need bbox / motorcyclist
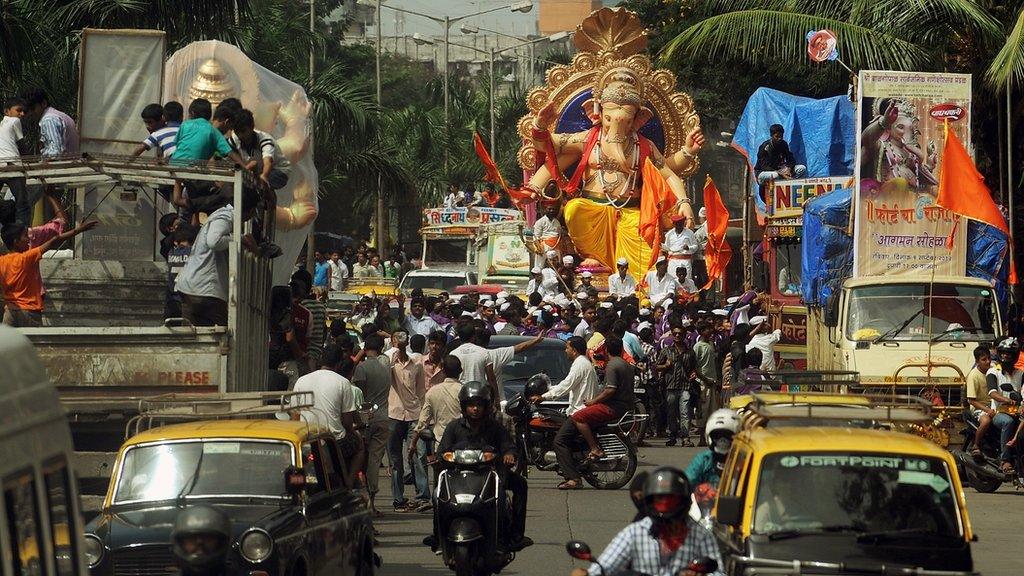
[987,337,1023,473]
[171,506,231,576]
[685,408,740,487]
[570,467,724,576]
[436,380,533,551]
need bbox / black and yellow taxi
[83,417,374,576]
[713,412,977,575]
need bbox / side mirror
[284,466,306,496]
[565,540,593,561]
[715,495,743,527]
[823,291,840,328]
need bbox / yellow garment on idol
[563,197,653,282]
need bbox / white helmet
[705,408,740,451]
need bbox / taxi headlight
[239,529,273,563]
[83,534,104,568]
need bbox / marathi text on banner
[769,176,853,217]
[852,70,971,277]
[422,207,521,227]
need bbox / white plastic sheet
[164,41,319,284]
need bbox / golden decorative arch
[516,7,701,178]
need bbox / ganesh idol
[516,8,705,281]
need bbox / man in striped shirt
[228,109,290,190]
[132,101,183,159]
[22,88,77,157]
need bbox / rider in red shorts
[574,336,635,461]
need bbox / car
[398,269,476,297]
[713,412,975,575]
[84,395,375,576]
[486,335,572,402]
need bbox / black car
[83,419,375,576]
[486,335,572,401]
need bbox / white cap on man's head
[497,291,510,299]
[499,302,511,312]
[562,255,574,265]
[599,301,614,309]
[712,309,729,317]
[699,207,707,219]
[531,266,542,274]
[616,257,628,266]
[639,308,651,316]
[750,315,767,325]
[636,321,652,332]
[726,295,740,305]
[576,291,589,300]
[581,271,593,278]
[546,250,558,258]
[656,255,667,264]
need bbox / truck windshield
[424,239,469,265]
[753,453,962,540]
[845,283,996,342]
[113,440,293,504]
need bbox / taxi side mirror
[284,466,307,496]
[715,495,743,527]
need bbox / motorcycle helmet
[524,374,551,399]
[643,467,692,522]
[459,380,494,416]
[705,408,740,457]
[171,506,231,576]
[996,337,1019,360]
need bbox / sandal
[1000,462,1015,475]
[557,479,582,490]
[970,447,982,458]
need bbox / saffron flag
[937,122,1008,236]
[935,122,1016,283]
[702,176,733,290]
[473,132,510,193]
[639,157,676,269]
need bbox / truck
[418,206,533,294]
[4,155,274,513]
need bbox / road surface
[374,444,1024,575]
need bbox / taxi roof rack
[750,370,861,391]
[745,391,934,424]
[125,391,315,438]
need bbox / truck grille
[112,545,176,576]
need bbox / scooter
[504,393,644,489]
[566,539,719,575]
[433,444,514,576]
[953,402,1023,493]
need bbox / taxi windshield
[753,452,962,539]
[113,440,294,504]
[846,283,996,342]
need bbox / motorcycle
[565,539,719,575]
[433,444,514,576]
[504,393,644,490]
[953,402,1023,493]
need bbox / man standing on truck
[608,257,637,300]
[533,200,562,266]
[662,214,696,283]
[755,124,806,185]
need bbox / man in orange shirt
[0,218,98,326]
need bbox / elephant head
[584,67,654,170]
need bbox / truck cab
[807,275,1000,400]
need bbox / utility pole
[305,0,316,272]
[375,0,386,254]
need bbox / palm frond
[987,6,1024,88]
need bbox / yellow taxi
[84,406,375,576]
[713,424,976,575]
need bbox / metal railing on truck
[2,154,273,394]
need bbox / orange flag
[937,122,1008,236]
[473,132,510,193]
[702,175,733,291]
[639,157,676,269]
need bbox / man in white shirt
[662,214,697,283]
[607,257,637,300]
[526,265,561,300]
[401,296,441,337]
[529,336,599,490]
[327,251,347,292]
[443,183,463,208]
[676,266,698,295]
[292,346,362,483]
[745,316,782,371]
[450,322,544,401]
[533,201,562,266]
[644,256,681,309]
[693,206,709,286]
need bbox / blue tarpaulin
[731,88,856,214]
[801,187,853,307]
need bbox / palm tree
[986,1,1024,88]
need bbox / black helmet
[458,380,494,415]
[643,467,691,522]
[524,374,551,398]
[171,506,231,576]
[997,337,1019,357]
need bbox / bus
[0,325,88,576]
